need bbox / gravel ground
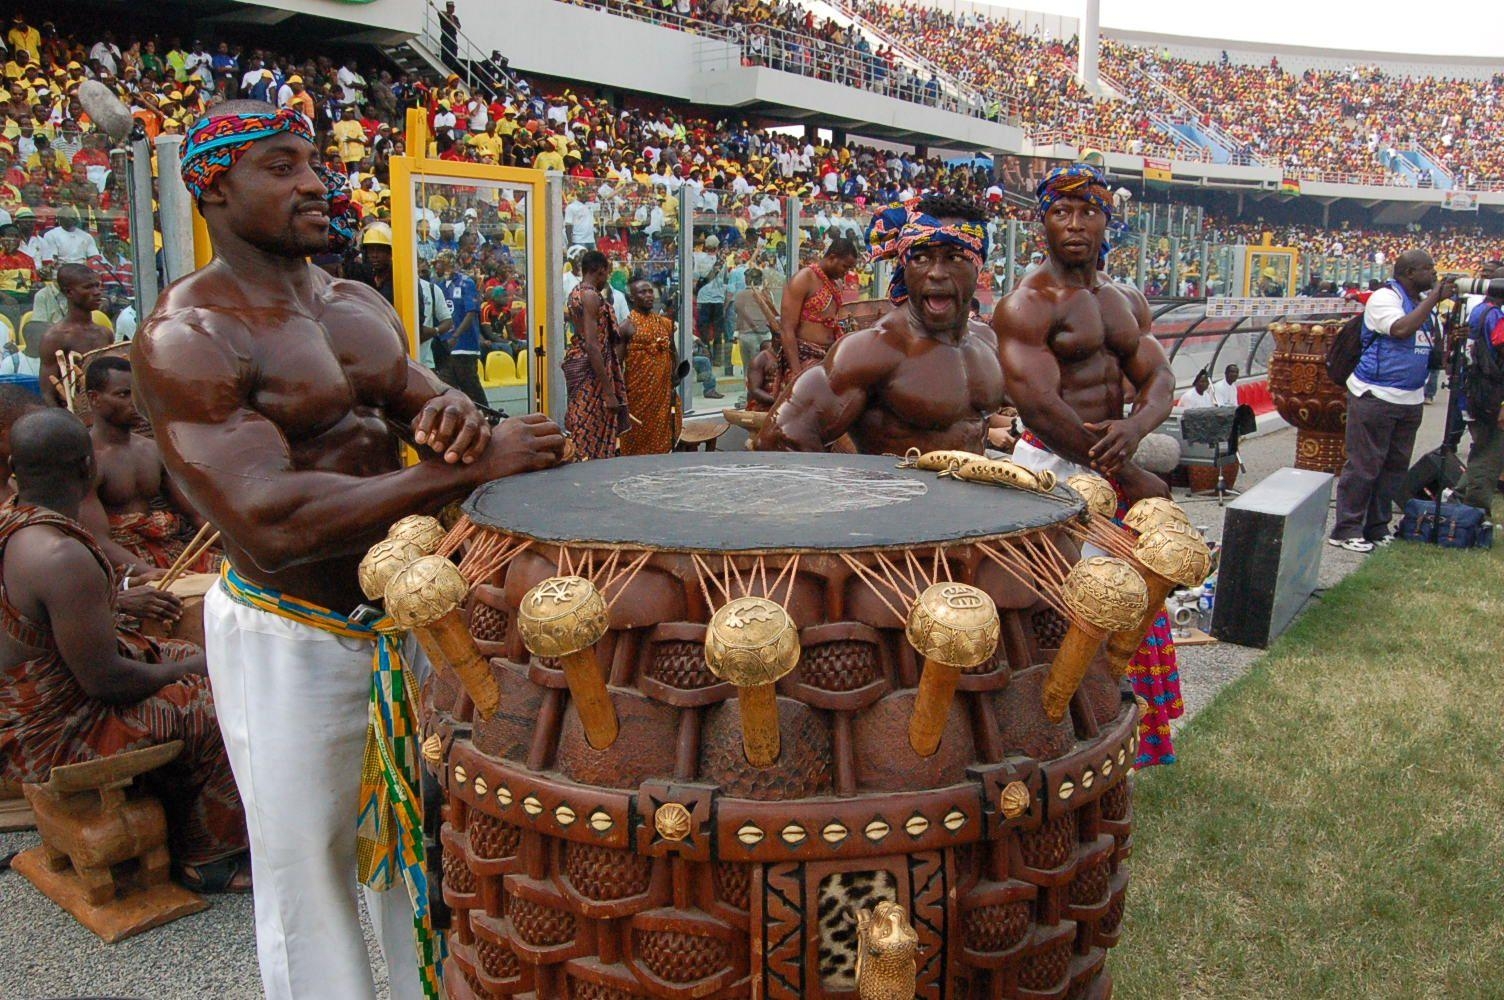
[0,408,1455,999]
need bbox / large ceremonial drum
[1267,321,1349,474]
[426,453,1140,1000]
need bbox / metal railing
[825,0,1000,123]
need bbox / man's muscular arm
[350,280,492,464]
[755,329,890,451]
[132,311,562,574]
[1085,286,1173,474]
[36,326,66,407]
[993,288,1102,469]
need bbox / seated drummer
[85,357,219,574]
[0,385,177,613]
[755,195,1008,454]
[0,409,249,891]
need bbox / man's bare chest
[1049,291,1139,363]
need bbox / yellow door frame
[389,155,550,414]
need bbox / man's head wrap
[181,108,357,250]
[1036,163,1113,266]
[867,201,988,306]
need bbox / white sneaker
[1328,537,1374,553]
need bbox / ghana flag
[1143,158,1172,188]
[1279,176,1301,196]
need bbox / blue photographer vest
[1352,280,1433,393]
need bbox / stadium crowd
[4,0,1504,389]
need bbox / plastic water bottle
[1198,576,1216,630]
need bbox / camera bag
[1397,498,1493,549]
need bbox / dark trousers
[1332,391,1424,541]
[440,351,488,408]
[1458,418,1504,512]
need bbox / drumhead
[463,452,1081,553]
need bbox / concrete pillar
[154,135,195,285]
[1077,0,1101,95]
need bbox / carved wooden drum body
[426,454,1140,1000]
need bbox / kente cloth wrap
[867,205,988,306]
[219,565,444,999]
[0,500,247,866]
[1035,162,1114,266]
[181,109,357,250]
[1016,429,1181,766]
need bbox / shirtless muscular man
[756,196,1005,454]
[132,103,564,1000]
[994,164,1173,505]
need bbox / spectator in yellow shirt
[25,136,69,176]
[468,124,502,161]
[331,106,368,166]
[7,16,40,63]
[533,147,564,172]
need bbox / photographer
[1456,272,1504,512]
[1330,251,1454,553]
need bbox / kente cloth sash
[219,564,443,998]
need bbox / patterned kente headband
[181,109,356,249]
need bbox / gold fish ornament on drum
[1042,557,1148,722]
[943,456,1057,494]
[1105,522,1213,676]
[905,583,1000,756]
[385,554,502,720]
[897,447,980,472]
[704,596,801,767]
[516,576,618,750]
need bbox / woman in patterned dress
[619,278,681,456]
[562,251,628,460]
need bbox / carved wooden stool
[675,418,729,452]
[0,776,34,831]
[12,741,208,942]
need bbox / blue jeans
[1424,368,1440,400]
[692,355,716,392]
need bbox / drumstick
[157,525,220,590]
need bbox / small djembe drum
[419,453,1149,1000]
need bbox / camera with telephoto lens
[1450,276,1504,298]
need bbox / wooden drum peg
[1106,522,1212,677]
[1041,557,1148,723]
[704,596,801,767]
[905,583,1000,757]
[516,576,617,749]
[385,555,502,720]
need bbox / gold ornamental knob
[388,514,446,554]
[385,555,471,628]
[1122,497,1191,536]
[1135,522,1213,588]
[905,583,1000,670]
[384,555,501,720]
[905,583,1000,757]
[705,597,801,766]
[517,576,610,659]
[1043,557,1149,723]
[1065,473,1118,519]
[1104,523,1213,677]
[517,576,617,749]
[359,538,425,602]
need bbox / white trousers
[1015,437,1110,560]
[204,582,425,1000]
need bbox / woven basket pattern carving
[634,930,732,984]
[564,841,652,901]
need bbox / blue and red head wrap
[181,108,357,250]
[1036,163,1113,265]
[867,201,989,306]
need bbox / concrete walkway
[0,406,1462,1000]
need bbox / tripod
[1426,302,1472,544]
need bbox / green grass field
[1112,537,1504,999]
